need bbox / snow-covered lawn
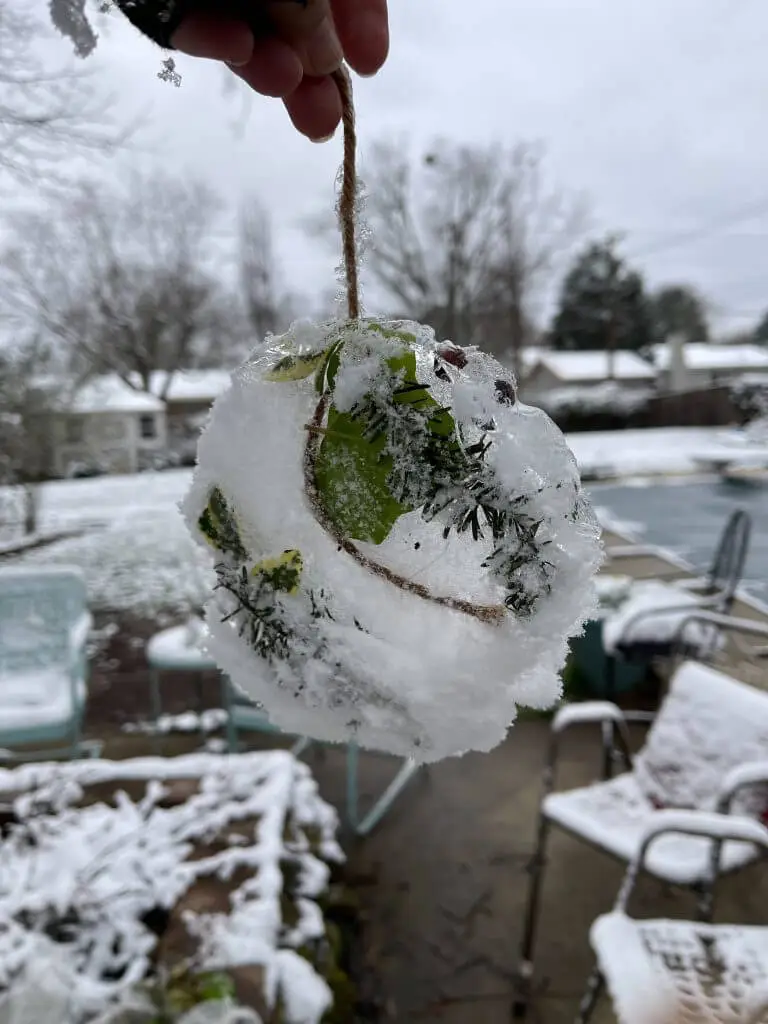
[0,428,741,617]
[565,426,729,480]
[9,470,206,617]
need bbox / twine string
[332,67,360,320]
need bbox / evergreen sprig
[337,357,557,616]
[215,562,295,661]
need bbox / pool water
[589,477,768,602]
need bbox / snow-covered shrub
[0,751,343,1024]
[537,381,653,419]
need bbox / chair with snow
[577,810,768,1024]
[512,622,768,1019]
[223,677,420,838]
[601,507,752,700]
[0,565,100,762]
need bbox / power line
[627,193,768,261]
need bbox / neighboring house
[520,350,657,404]
[496,346,550,385]
[50,376,167,478]
[651,343,768,390]
[147,370,233,464]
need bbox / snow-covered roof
[528,350,657,382]
[652,343,768,372]
[67,375,165,415]
[149,369,233,402]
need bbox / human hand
[171,0,389,141]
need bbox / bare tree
[2,0,121,190]
[239,199,281,341]
[310,138,586,376]
[0,170,241,393]
[477,143,588,379]
[0,337,61,536]
[238,196,310,340]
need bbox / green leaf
[195,972,237,1003]
[198,486,248,562]
[314,404,410,544]
[387,350,458,439]
[251,549,303,594]
[367,321,418,344]
[264,349,328,382]
[315,339,344,394]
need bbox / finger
[230,35,303,97]
[267,0,344,77]
[283,74,342,141]
[172,12,254,64]
[331,0,389,76]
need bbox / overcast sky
[66,0,768,333]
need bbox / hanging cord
[332,66,361,320]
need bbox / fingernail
[303,18,343,76]
[311,131,336,144]
[226,57,250,68]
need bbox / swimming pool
[589,477,768,601]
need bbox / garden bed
[0,750,354,1023]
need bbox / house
[651,343,768,391]
[49,375,167,478]
[147,370,233,464]
[520,350,657,404]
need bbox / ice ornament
[183,318,602,761]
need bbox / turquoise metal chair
[0,565,100,761]
[222,676,419,837]
[147,619,420,835]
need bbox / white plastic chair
[513,660,768,1018]
[580,811,768,1024]
[0,565,99,761]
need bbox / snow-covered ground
[565,427,729,480]
[0,427,752,617]
[8,470,209,617]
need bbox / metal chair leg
[513,815,552,1018]
[346,743,420,837]
[149,667,163,755]
[695,877,717,923]
[575,967,605,1024]
[601,656,619,779]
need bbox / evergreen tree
[550,236,653,352]
[649,284,709,344]
[754,310,768,346]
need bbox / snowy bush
[536,381,653,419]
[0,751,343,1024]
[184,319,602,762]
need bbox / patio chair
[224,676,420,837]
[512,658,768,1018]
[578,811,768,1024]
[602,508,752,699]
[148,619,420,838]
[604,507,751,588]
[0,565,100,762]
[221,674,310,758]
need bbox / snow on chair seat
[544,773,759,887]
[0,565,95,758]
[579,812,768,1024]
[512,661,768,1020]
[591,913,768,1024]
